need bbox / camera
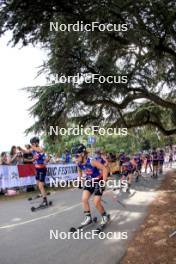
[17,152,23,158]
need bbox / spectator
[61,149,71,164]
[16,152,24,164]
[65,149,71,163]
[22,145,34,164]
[47,154,55,164]
[55,154,63,164]
[10,145,18,165]
[1,152,10,165]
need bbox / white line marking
[0,203,81,230]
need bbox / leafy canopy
[0,0,176,137]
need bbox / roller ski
[31,198,52,212]
[94,214,111,234]
[28,192,50,201]
[69,215,98,233]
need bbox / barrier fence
[0,164,77,189]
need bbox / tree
[0,0,176,137]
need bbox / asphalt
[0,167,173,264]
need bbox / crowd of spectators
[0,145,72,165]
[1,144,176,166]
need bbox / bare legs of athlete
[145,162,152,174]
[127,173,132,192]
[135,169,141,182]
[81,190,107,226]
[158,162,164,174]
[152,164,158,178]
[36,180,47,205]
[93,195,105,214]
[82,190,105,214]
[82,190,91,212]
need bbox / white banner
[0,164,77,189]
[45,164,77,183]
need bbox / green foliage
[1,0,176,136]
[42,126,176,155]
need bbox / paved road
[0,169,171,264]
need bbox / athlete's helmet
[71,144,86,155]
[30,136,40,145]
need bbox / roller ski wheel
[31,206,36,212]
[30,200,53,212]
[69,217,97,233]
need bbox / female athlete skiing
[30,137,50,206]
[72,144,109,226]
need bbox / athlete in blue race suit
[72,144,109,226]
[30,137,50,206]
[121,157,134,192]
[133,153,142,182]
[152,148,159,178]
[78,157,102,180]
[158,149,165,174]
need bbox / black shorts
[83,181,103,196]
[36,167,47,182]
[153,160,159,166]
[159,160,164,165]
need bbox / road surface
[0,171,169,264]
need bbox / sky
[0,33,47,152]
